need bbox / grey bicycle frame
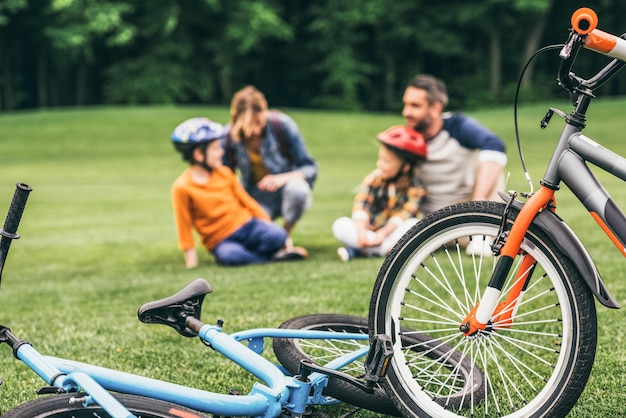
[514,116,624,308]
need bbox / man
[402,75,507,215]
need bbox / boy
[171,117,307,267]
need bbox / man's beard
[413,116,431,133]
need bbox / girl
[332,126,427,261]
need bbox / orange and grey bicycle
[369,8,625,418]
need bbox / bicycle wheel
[369,201,598,418]
[273,313,484,416]
[1,392,210,417]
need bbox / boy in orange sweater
[171,117,307,267]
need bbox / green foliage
[4,0,626,111]
[103,45,215,104]
[223,0,293,54]
[45,0,135,55]
[0,0,26,25]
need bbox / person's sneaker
[273,246,308,262]
[337,247,351,262]
[337,247,360,262]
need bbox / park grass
[0,100,624,417]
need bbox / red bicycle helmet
[377,125,427,162]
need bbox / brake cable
[512,44,564,196]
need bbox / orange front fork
[460,186,555,336]
[492,254,536,328]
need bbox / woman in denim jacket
[222,86,318,249]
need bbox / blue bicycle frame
[14,324,368,418]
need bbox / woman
[222,86,318,245]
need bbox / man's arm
[444,113,507,201]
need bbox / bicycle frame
[462,8,625,335]
[5,324,368,418]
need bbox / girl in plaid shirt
[332,126,427,261]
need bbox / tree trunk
[219,63,233,105]
[75,59,87,105]
[0,40,4,111]
[3,59,12,110]
[490,30,502,100]
[383,52,396,111]
[38,47,48,107]
[521,3,552,88]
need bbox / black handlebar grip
[1,183,32,238]
[0,183,33,285]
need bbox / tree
[42,0,135,105]
[0,0,29,109]
[208,0,294,102]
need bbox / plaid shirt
[353,169,426,230]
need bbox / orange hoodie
[171,166,270,251]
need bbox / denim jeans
[212,219,287,266]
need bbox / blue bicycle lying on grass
[0,183,481,417]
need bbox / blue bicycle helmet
[171,117,224,162]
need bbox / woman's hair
[229,85,268,143]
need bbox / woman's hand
[257,171,304,192]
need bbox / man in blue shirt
[402,75,507,215]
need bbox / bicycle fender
[505,196,620,309]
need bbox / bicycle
[0,183,482,417]
[369,7,626,418]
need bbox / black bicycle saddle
[137,278,212,337]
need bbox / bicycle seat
[137,278,212,338]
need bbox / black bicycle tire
[0,392,211,418]
[273,313,484,416]
[369,201,598,418]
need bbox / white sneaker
[337,247,351,262]
[465,236,494,257]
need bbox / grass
[0,99,625,417]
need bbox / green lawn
[0,100,624,417]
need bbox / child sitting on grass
[170,117,307,267]
[332,126,427,261]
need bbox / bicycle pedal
[364,333,393,384]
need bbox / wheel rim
[380,221,576,417]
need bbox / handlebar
[558,8,626,96]
[0,183,32,285]
[572,8,626,60]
